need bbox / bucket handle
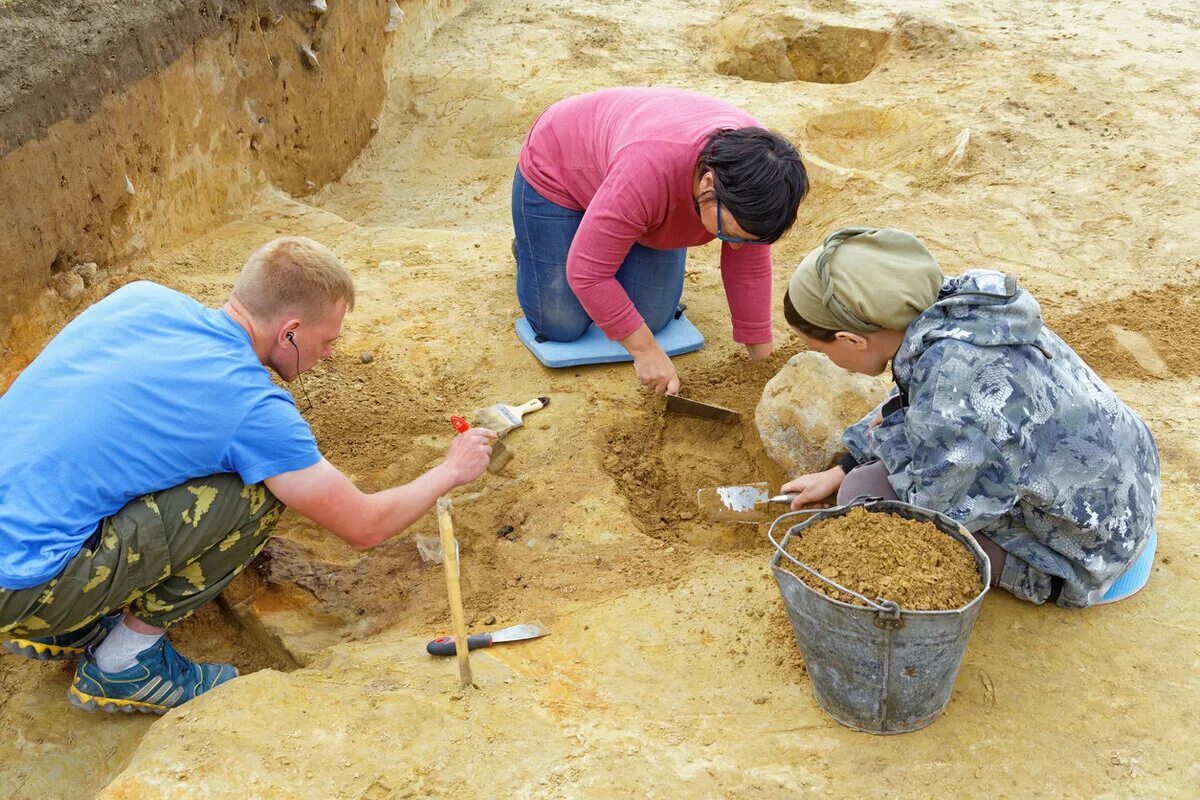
[767,507,901,616]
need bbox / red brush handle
[450,415,469,433]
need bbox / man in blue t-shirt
[0,237,495,714]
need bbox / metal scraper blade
[665,394,742,425]
[696,482,771,524]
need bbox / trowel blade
[697,482,770,524]
[665,394,742,425]
[489,622,549,643]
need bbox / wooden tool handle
[436,497,473,687]
[513,397,550,417]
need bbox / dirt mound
[711,13,891,85]
[1049,277,1200,381]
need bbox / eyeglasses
[715,198,766,245]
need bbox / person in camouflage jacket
[780,227,1159,608]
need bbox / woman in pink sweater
[514,88,808,394]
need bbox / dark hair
[782,289,838,341]
[698,128,809,243]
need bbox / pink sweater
[518,88,774,344]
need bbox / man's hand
[442,428,494,485]
[782,466,846,509]
[744,341,773,361]
[266,428,496,550]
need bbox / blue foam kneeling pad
[1100,527,1156,604]
[515,315,704,368]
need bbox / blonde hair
[232,237,355,321]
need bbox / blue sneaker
[3,613,122,661]
[67,638,238,715]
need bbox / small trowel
[665,394,741,425]
[426,621,549,656]
[696,482,798,524]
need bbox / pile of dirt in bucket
[783,507,982,610]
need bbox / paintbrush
[451,415,512,474]
[471,397,550,439]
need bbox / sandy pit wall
[0,0,465,381]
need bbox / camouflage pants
[0,474,282,637]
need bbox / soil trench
[2,0,1199,798]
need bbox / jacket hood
[893,270,1046,383]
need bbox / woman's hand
[782,466,846,509]
[744,341,773,361]
[621,324,681,395]
[632,346,680,395]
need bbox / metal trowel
[696,482,798,524]
[425,621,549,656]
[665,394,741,425]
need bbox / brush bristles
[473,407,519,434]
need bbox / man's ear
[279,318,302,346]
[833,330,870,351]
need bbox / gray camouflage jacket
[842,271,1159,607]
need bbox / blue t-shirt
[0,282,321,589]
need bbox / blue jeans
[512,167,687,342]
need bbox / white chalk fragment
[385,1,404,33]
[124,175,136,195]
[299,44,320,70]
[948,127,971,168]
[309,0,327,14]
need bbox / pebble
[72,261,99,286]
[299,44,320,70]
[360,352,373,364]
[51,272,85,301]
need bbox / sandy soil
[2,0,1199,797]
[784,506,983,609]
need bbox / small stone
[484,615,496,625]
[50,272,85,301]
[360,352,374,364]
[309,0,327,13]
[71,261,99,286]
[124,175,136,195]
[299,44,320,70]
[497,525,515,539]
[385,1,404,32]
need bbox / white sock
[93,615,163,673]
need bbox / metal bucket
[768,499,990,734]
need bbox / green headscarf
[787,227,944,333]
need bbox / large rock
[756,351,889,476]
